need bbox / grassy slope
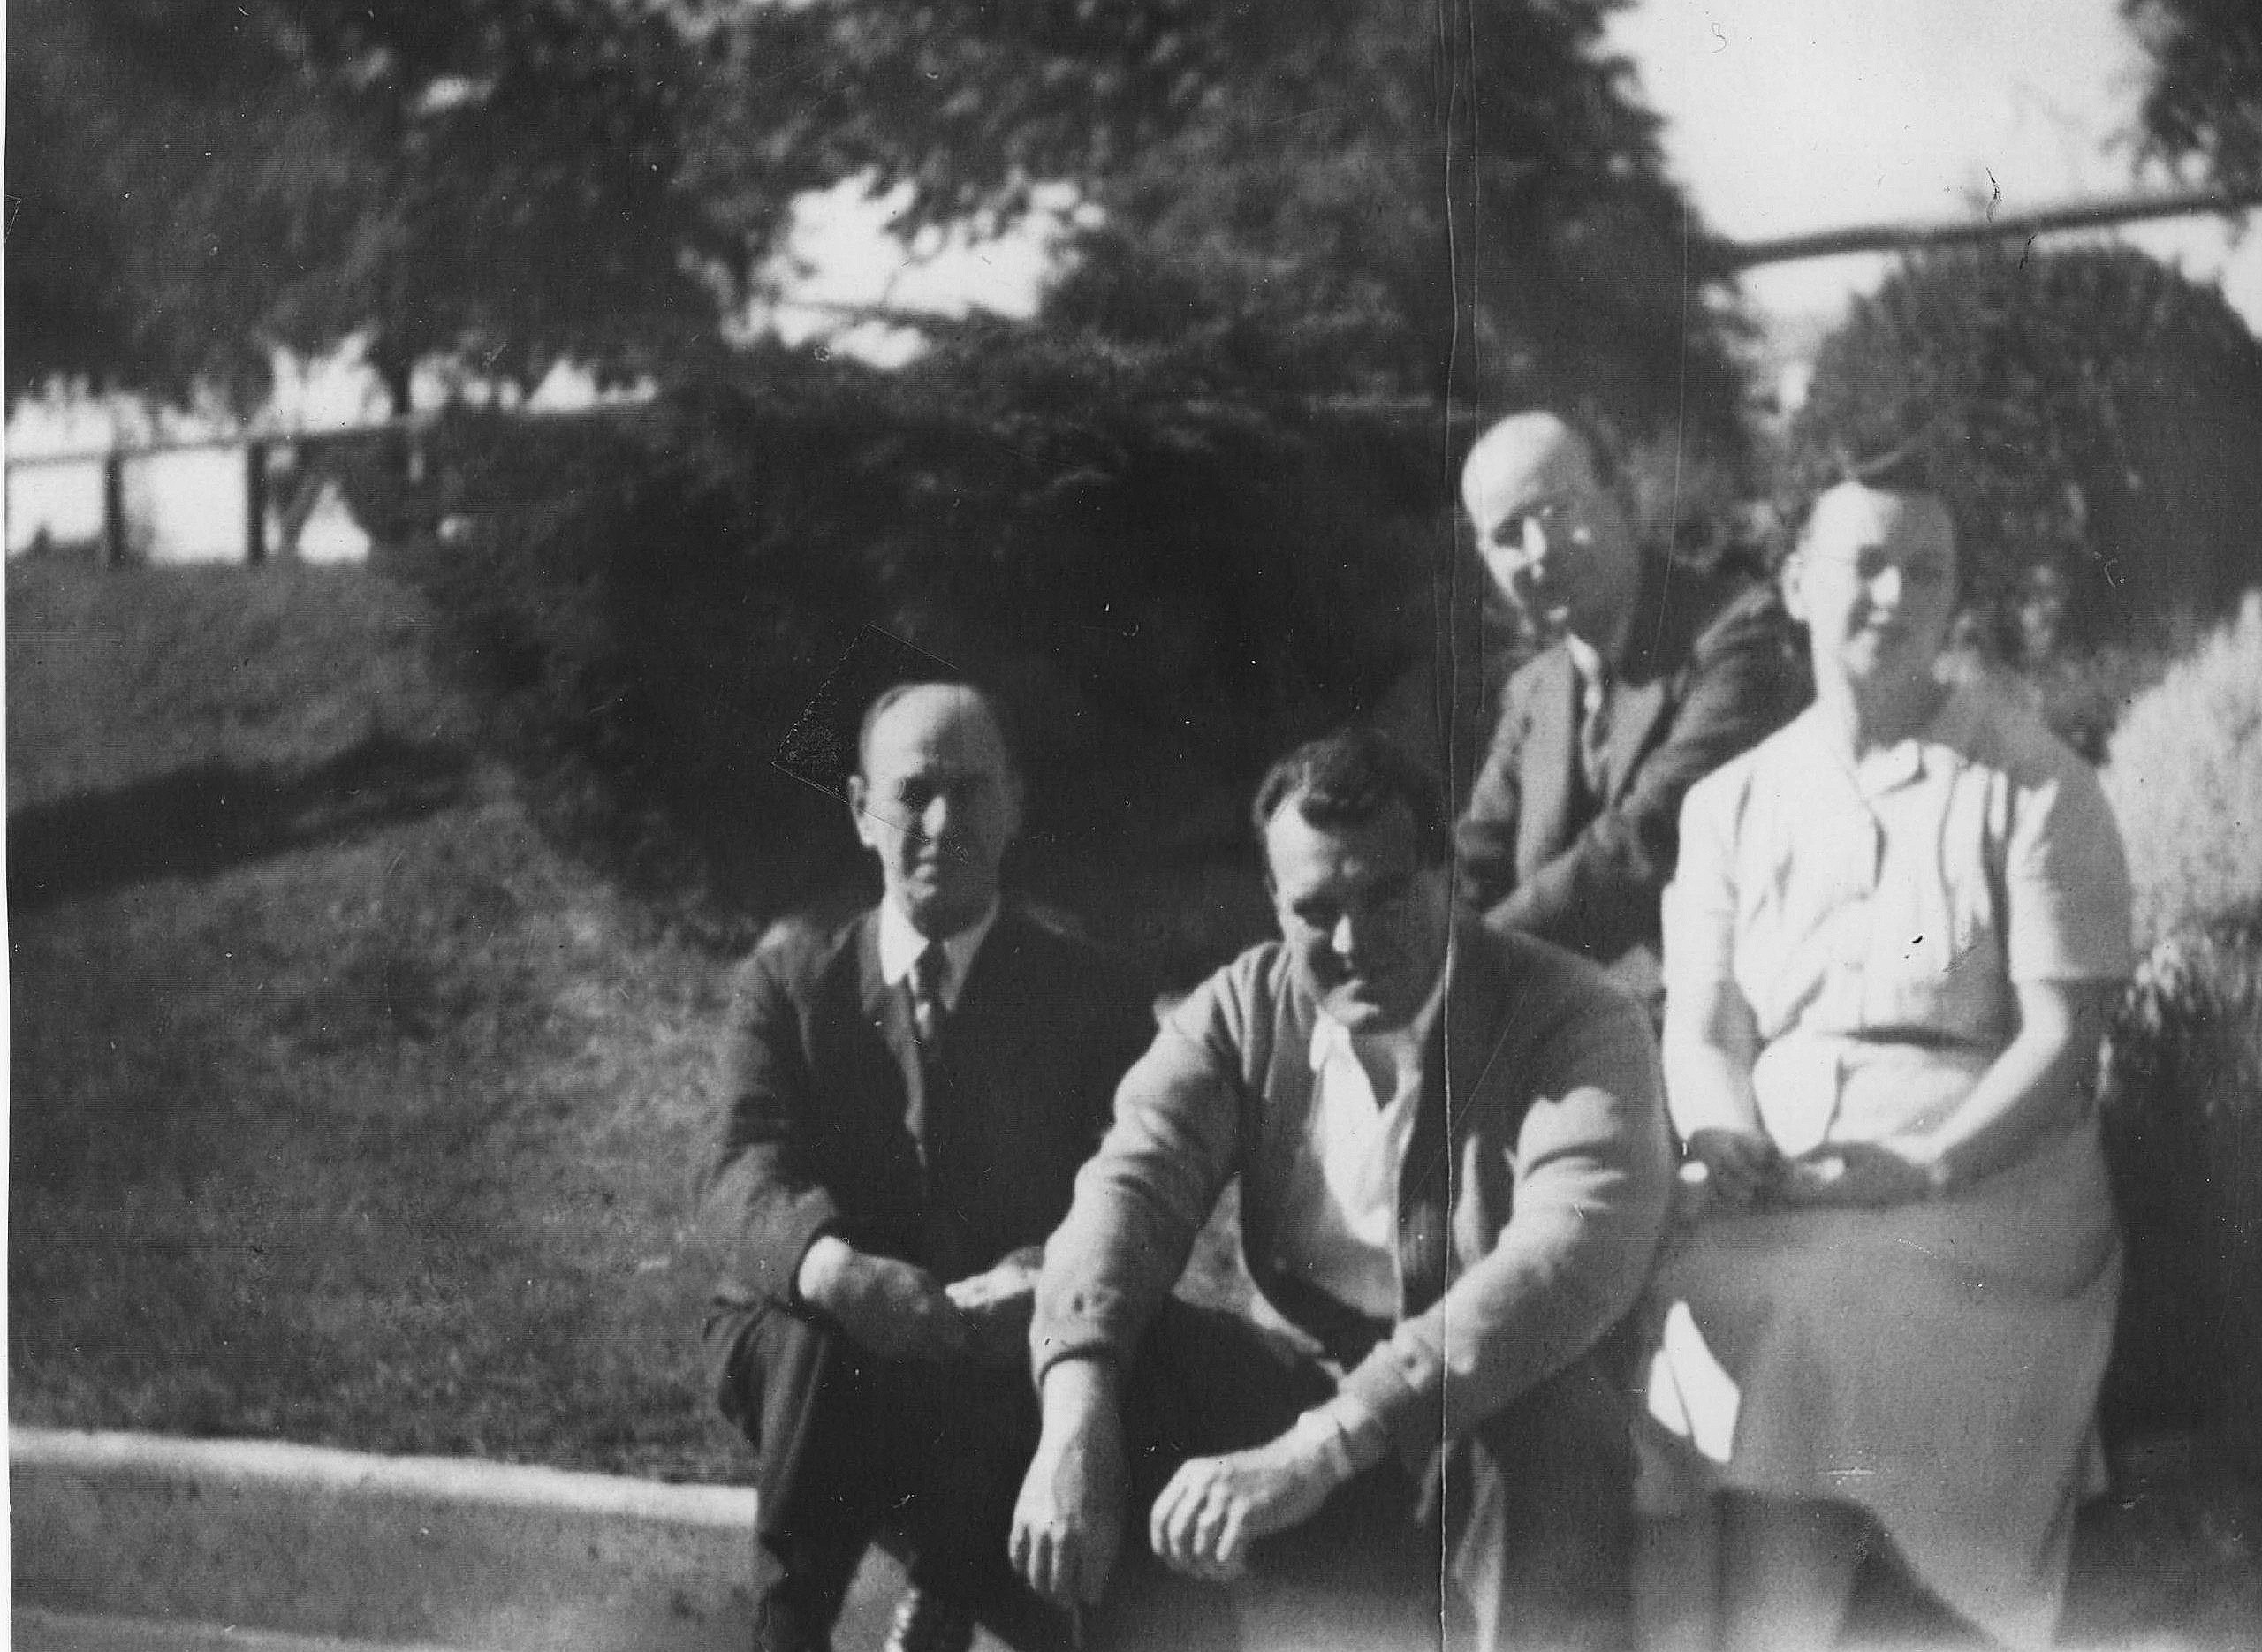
[9,555,739,1480]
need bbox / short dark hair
[1251,728,1449,867]
[855,680,1019,777]
[1778,436,1947,556]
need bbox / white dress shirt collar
[877,898,1000,1012]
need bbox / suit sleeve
[1454,670,1530,913]
[1337,976,1674,1461]
[1493,598,1802,959]
[1029,968,1247,1382]
[702,943,845,1306]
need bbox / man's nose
[1330,913,1360,958]
[916,792,953,840]
[1867,566,1905,609]
[1517,515,1554,572]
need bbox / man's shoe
[882,1588,975,1652]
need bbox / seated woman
[1635,458,2131,1651]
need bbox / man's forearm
[1038,1354,1120,1436]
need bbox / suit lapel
[1598,676,1670,804]
[1518,649,1581,876]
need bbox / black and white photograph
[7,3,2261,1648]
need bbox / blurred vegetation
[1780,243,2262,655]
[2097,601,2262,1493]
[2125,0,2262,195]
[386,344,1452,967]
[4,0,729,410]
[2100,907,2262,1481]
[8,0,1750,451]
[2103,597,2262,949]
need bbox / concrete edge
[8,1428,932,1652]
[10,1430,756,1526]
[13,1605,461,1652]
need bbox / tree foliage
[2125,0,2262,192]
[14,0,1757,921]
[6,0,733,407]
[713,0,1748,449]
[407,332,1449,922]
[1780,242,2262,649]
[12,0,1747,450]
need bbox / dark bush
[2099,906,2262,1476]
[393,341,1459,937]
[1780,243,2262,654]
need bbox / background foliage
[1780,243,2262,654]
[405,339,1454,956]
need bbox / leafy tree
[13,0,1748,450]
[2125,0,2262,192]
[1780,241,2262,653]
[6,0,733,409]
[710,0,1749,451]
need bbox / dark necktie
[1578,663,1614,802]
[907,943,966,1273]
[910,942,950,1049]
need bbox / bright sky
[1609,0,2262,334]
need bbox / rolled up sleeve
[1029,969,1249,1383]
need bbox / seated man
[1455,412,1806,981]
[1010,729,1674,1651]
[702,681,1153,1652]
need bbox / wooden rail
[1724,186,2262,269]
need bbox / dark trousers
[708,1298,1072,1652]
[1101,1300,1635,1652]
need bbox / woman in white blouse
[1635,462,2131,1651]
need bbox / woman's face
[1785,483,1959,692]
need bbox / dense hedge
[391,343,1475,929]
[2099,908,2262,1477]
[2102,595,2262,948]
[1781,244,2262,653]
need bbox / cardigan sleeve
[1337,966,1673,1461]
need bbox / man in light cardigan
[1009,729,1674,1650]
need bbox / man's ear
[846,773,880,852]
[1777,548,1809,624]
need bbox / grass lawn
[7,550,2258,1644]
[10,553,741,1479]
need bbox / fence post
[246,440,269,564]
[102,451,127,567]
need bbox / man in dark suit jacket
[703,681,1152,1652]
[1454,413,1807,982]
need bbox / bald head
[1461,412,1640,648]
[849,683,1024,938]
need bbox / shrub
[394,342,1454,935]
[1780,243,2262,653]
[2099,907,2262,1479]
[2101,594,2262,950]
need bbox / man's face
[849,686,1024,939]
[1461,418,1639,648]
[1264,799,1451,1033]
[1785,484,1959,690]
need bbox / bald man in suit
[703,683,1152,1652]
[1454,413,1807,987]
